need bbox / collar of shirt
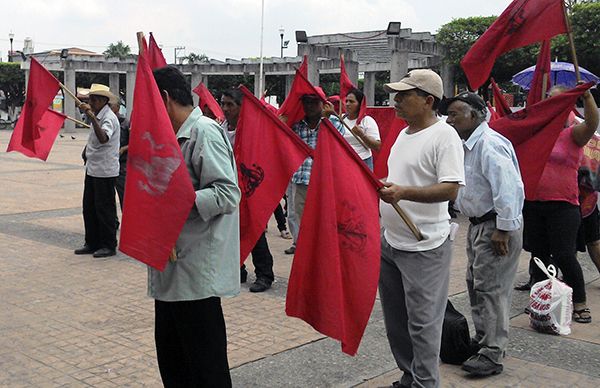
[176,107,203,140]
[463,121,488,151]
[96,103,111,121]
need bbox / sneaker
[461,354,503,376]
[280,230,292,239]
[92,248,116,258]
[249,278,272,293]
[284,245,296,255]
[74,245,95,255]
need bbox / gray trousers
[286,183,299,244]
[292,183,308,234]
[379,236,452,388]
[466,220,522,364]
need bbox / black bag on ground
[440,300,478,365]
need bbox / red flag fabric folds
[527,40,552,106]
[490,82,593,199]
[278,56,312,126]
[366,107,407,179]
[119,55,196,271]
[340,55,367,123]
[192,82,225,123]
[286,119,382,356]
[235,85,312,262]
[487,102,501,123]
[461,0,568,90]
[491,79,511,117]
[6,57,64,160]
[147,32,168,69]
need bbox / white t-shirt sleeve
[435,128,465,185]
[360,116,381,141]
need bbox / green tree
[103,41,131,59]
[181,52,209,64]
[0,62,25,108]
[571,2,600,77]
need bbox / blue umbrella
[512,61,599,90]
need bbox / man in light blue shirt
[443,92,524,378]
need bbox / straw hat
[88,83,116,100]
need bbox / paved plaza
[1,129,600,387]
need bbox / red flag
[286,119,382,356]
[490,82,593,198]
[6,57,63,158]
[119,54,196,271]
[340,54,367,123]
[7,109,66,161]
[491,78,511,117]
[487,102,501,123]
[235,85,312,262]
[278,56,313,126]
[461,0,568,90]
[192,82,225,122]
[147,32,168,69]
[527,40,552,106]
[366,107,407,179]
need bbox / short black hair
[347,88,364,105]
[414,89,441,111]
[152,66,194,107]
[221,88,243,106]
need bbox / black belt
[469,211,497,225]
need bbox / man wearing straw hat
[74,83,120,258]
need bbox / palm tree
[104,41,131,59]
[180,52,209,64]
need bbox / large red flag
[147,32,168,69]
[487,102,501,123]
[235,86,312,262]
[119,54,196,271]
[527,40,552,106]
[490,82,593,199]
[286,119,382,356]
[6,57,63,158]
[491,78,511,117]
[366,107,407,179]
[340,55,367,122]
[278,56,312,126]
[192,82,225,122]
[461,0,568,90]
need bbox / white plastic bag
[528,257,573,335]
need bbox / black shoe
[93,248,116,258]
[461,354,503,376]
[391,381,410,388]
[240,269,248,284]
[514,280,532,291]
[74,245,95,255]
[249,278,272,293]
[284,246,296,255]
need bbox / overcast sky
[1,0,511,62]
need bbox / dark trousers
[241,232,274,283]
[523,200,586,303]
[83,174,117,250]
[115,170,126,211]
[274,202,287,232]
[155,298,232,388]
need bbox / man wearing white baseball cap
[378,69,465,388]
[75,83,120,258]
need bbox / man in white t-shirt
[378,69,465,388]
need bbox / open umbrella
[512,61,599,90]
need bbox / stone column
[126,70,136,120]
[345,60,359,87]
[440,62,455,98]
[390,49,409,103]
[191,72,202,106]
[363,71,376,106]
[63,68,76,132]
[285,74,294,97]
[109,73,120,100]
[254,72,265,97]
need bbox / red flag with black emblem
[491,78,511,117]
[490,82,593,199]
[461,0,568,90]
[147,32,168,69]
[527,40,552,106]
[340,54,367,122]
[286,119,382,356]
[278,56,312,127]
[192,82,225,122]
[235,85,312,263]
[6,57,65,160]
[119,54,196,271]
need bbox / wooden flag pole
[64,115,90,128]
[59,83,83,107]
[562,1,582,82]
[331,111,369,149]
[391,202,424,241]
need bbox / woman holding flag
[341,88,381,170]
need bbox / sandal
[573,308,592,324]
